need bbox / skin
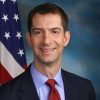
[26,13,70,78]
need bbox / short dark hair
[27,3,69,33]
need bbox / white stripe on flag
[0,41,24,78]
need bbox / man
[0,3,96,100]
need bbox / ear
[63,31,70,47]
[26,32,32,47]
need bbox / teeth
[41,48,54,52]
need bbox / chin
[40,57,59,65]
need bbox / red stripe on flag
[0,63,13,84]
[23,64,27,70]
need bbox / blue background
[17,0,100,99]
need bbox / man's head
[26,3,70,67]
[27,3,69,34]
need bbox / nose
[42,31,52,45]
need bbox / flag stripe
[0,63,12,84]
[0,41,24,78]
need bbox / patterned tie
[46,79,60,100]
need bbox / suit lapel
[62,69,79,100]
[19,66,39,100]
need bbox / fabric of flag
[0,0,27,85]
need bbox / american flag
[0,0,27,85]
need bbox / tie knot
[46,79,56,88]
[46,79,60,100]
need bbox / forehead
[31,13,63,28]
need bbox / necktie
[46,79,60,100]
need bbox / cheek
[31,38,41,48]
[56,37,65,46]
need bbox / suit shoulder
[61,69,96,100]
[0,72,24,92]
[62,69,92,85]
[0,68,30,94]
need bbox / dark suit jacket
[0,66,96,100]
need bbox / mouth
[40,48,56,53]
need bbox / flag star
[0,0,6,4]
[13,14,19,22]
[11,0,16,4]
[4,32,10,40]
[2,14,8,22]
[18,49,24,57]
[16,32,22,39]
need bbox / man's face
[26,13,70,65]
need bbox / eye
[32,30,42,36]
[34,31,41,34]
[52,30,59,34]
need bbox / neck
[33,59,61,78]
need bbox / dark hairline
[27,3,69,34]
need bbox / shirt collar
[54,68,63,88]
[30,64,63,89]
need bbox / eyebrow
[50,27,62,31]
[31,28,43,32]
[31,27,62,32]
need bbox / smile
[40,48,56,52]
